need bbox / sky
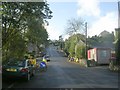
[46,0,119,40]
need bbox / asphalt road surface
[2,45,118,89]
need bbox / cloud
[46,25,61,40]
[47,0,78,2]
[76,0,118,37]
[46,24,70,40]
[88,12,118,37]
[63,34,70,40]
[47,0,118,2]
[77,0,101,17]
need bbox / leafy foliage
[75,44,85,59]
[64,34,86,58]
[65,18,85,36]
[87,31,115,49]
[64,17,87,58]
[2,2,53,61]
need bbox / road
[2,45,118,89]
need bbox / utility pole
[85,22,87,59]
[118,1,120,28]
[117,1,120,64]
[115,1,120,65]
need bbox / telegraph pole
[118,1,120,28]
[85,22,87,59]
[117,1,120,64]
[115,1,120,65]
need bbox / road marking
[7,82,16,89]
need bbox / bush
[75,44,85,59]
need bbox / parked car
[2,59,35,81]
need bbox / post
[85,22,87,59]
[118,1,120,28]
[116,1,120,64]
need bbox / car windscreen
[7,60,25,67]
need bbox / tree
[87,35,101,47]
[75,44,85,59]
[2,32,26,61]
[115,28,120,65]
[64,39,70,56]
[2,2,52,47]
[2,2,53,61]
[87,31,115,49]
[64,17,87,58]
[65,18,85,36]
[64,34,86,57]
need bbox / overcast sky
[46,0,118,40]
